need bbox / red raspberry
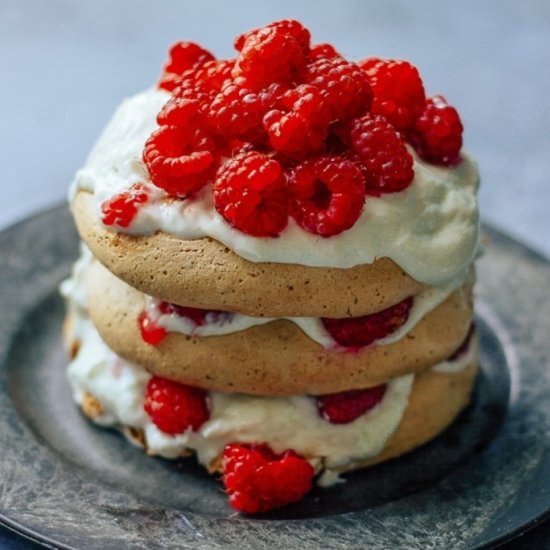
[100,183,149,228]
[322,296,413,348]
[168,78,216,119]
[258,82,289,111]
[143,125,215,197]
[289,155,366,237]
[409,95,463,166]
[448,323,475,361]
[349,114,414,195]
[144,376,209,435]
[308,43,341,61]
[304,58,372,122]
[157,97,203,127]
[158,41,215,92]
[316,385,387,424]
[191,59,234,92]
[233,24,307,90]
[158,302,232,326]
[214,152,288,237]
[138,311,168,345]
[359,58,425,132]
[222,443,314,513]
[208,84,265,139]
[234,20,310,55]
[263,84,330,158]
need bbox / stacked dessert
[61,20,480,513]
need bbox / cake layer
[63,311,477,482]
[74,190,428,318]
[84,259,474,396]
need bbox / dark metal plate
[0,206,548,549]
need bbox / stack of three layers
[62,189,478,486]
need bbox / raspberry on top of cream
[71,18,479,287]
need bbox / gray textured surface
[0,208,549,549]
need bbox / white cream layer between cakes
[61,262,474,483]
[71,87,480,286]
[70,244,469,349]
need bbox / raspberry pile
[142,20,464,238]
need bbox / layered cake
[62,20,480,513]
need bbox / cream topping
[71,88,480,285]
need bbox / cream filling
[432,335,476,373]
[70,87,480,286]
[145,268,467,348]
[73,244,468,350]
[66,313,413,472]
[65,308,472,481]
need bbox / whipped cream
[145,267,467,348]
[70,245,467,349]
[65,306,473,479]
[67,314,413,472]
[432,333,476,373]
[71,88,480,285]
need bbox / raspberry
[191,59,234,92]
[308,43,341,61]
[143,125,216,197]
[144,376,209,435]
[100,183,149,228]
[263,84,330,158]
[234,20,310,55]
[138,311,168,345]
[158,41,215,92]
[322,296,413,348]
[304,58,372,122]
[222,443,314,513]
[233,23,307,90]
[409,95,463,166]
[316,385,387,424]
[289,155,365,237]
[214,152,288,237]
[359,58,425,132]
[208,84,265,139]
[448,323,475,361]
[349,113,414,195]
[158,302,232,326]
[157,97,203,128]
